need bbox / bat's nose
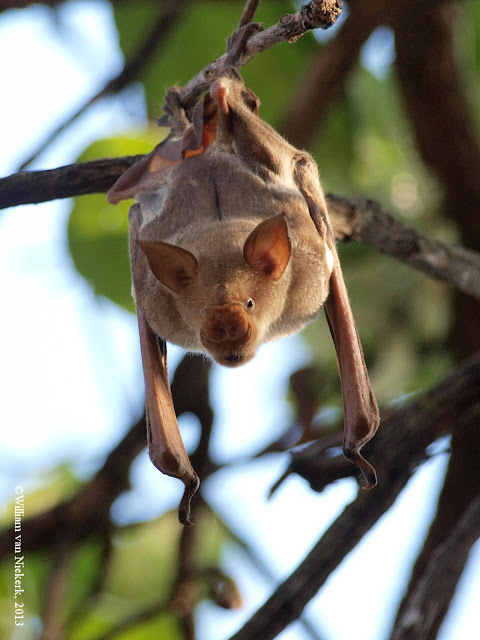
[200,304,257,367]
[202,305,251,344]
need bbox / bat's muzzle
[200,304,257,367]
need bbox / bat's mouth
[215,351,255,368]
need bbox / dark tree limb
[228,354,480,640]
[394,1,480,357]
[389,493,480,640]
[0,156,142,208]
[389,6,480,639]
[326,194,480,302]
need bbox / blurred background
[1,1,479,639]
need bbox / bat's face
[176,260,290,367]
[138,214,293,365]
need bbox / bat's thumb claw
[225,22,264,67]
[343,448,377,489]
[178,474,200,526]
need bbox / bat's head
[138,213,292,366]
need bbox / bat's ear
[138,240,198,293]
[107,144,180,204]
[243,214,291,280]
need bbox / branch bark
[390,493,480,640]
[326,194,480,302]
[228,353,480,640]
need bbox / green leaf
[68,132,159,312]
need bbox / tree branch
[2,162,480,305]
[390,492,480,640]
[176,0,343,114]
[0,156,142,208]
[326,194,480,302]
[228,353,480,640]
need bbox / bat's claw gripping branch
[158,86,191,133]
[343,447,377,489]
[225,22,264,69]
[179,475,201,526]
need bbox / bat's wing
[294,155,380,488]
[136,307,199,525]
[106,92,222,524]
[129,204,199,525]
[107,93,218,204]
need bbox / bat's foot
[343,447,377,489]
[225,22,264,67]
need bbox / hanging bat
[108,67,380,525]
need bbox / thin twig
[39,540,73,640]
[178,0,343,115]
[18,0,185,170]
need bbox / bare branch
[228,354,480,640]
[178,0,343,114]
[326,194,480,302]
[0,156,142,208]
[40,541,73,640]
[238,0,262,27]
[390,493,480,640]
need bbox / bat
[107,66,380,525]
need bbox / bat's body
[132,148,332,365]
[108,68,380,524]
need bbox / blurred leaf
[114,615,182,640]
[71,611,182,640]
[65,538,109,619]
[103,511,181,606]
[68,132,159,311]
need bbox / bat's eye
[246,299,255,309]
